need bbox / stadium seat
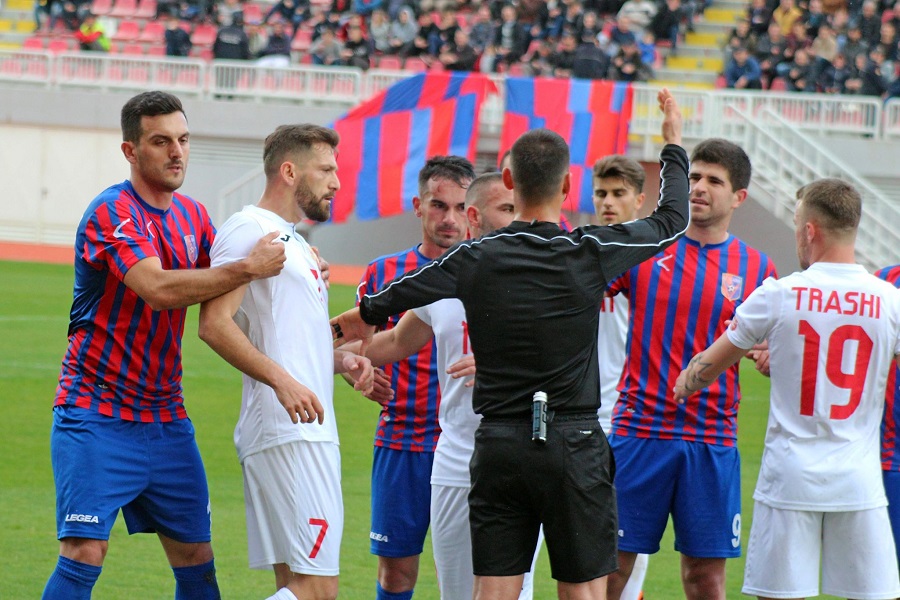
[47,38,72,53]
[138,19,164,43]
[90,0,114,15]
[146,43,165,55]
[109,0,138,18]
[769,76,787,91]
[291,28,312,51]
[112,19,141,42]
[190,23,217,47]
[377,55,401,69]
[404,57,428,71]
[121,42,144,55]
[22,36,45,50]
[134,0,156,19]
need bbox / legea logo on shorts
[65,513,100,523]
[369,532,389,543]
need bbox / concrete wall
[1,85,798,273]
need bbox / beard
[295,179,331,222]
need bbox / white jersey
[727,263,900,511]
[413,299,479,487]
[211,205,337,461]
[597,294,629,433]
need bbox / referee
[332,89,690,600]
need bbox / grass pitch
[0,260,837,598]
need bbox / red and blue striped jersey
[609,234,777,446]
[358,245,441,452]
[877,264,900,471]
[55,180,215,423]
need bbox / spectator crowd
[722,0,900,97]
[32,0,900,95]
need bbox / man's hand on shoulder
[243,231,287,280]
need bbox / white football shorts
[743,501,900,599]
[431,483,539,599]
[242,441,343,576]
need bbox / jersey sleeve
[606,270,630,297]
[360,245,467,325]
[82,199,157,281]
[412,303,434,326]
[727,278,776,349]
[580,144,691,282]
[195,203,217,269]
[356,264,377,308]
[210,213,265,268]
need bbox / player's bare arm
[355,311,433,367]
[673,333,749,400]
[338,311,432,403]
[334,350,375,396]
[198,285,324,425]
[330,307,376,354]
[124,231,287,310]
[658,88,683,147]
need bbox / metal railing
[2,48,895,145]
[53,52,207,96]
[721,104,900,270]
[883,97,900,141]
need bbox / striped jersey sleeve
[358,245,442,452]
[877,264,900,471]
[54,181,215,423]
[610,234,777,446]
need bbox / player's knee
[59,537,108,566]
[377,556,419,591]
[286,575,338,600]
[680,557,725,600]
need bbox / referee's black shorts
[468,414,618,583]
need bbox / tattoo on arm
[685,353,716,394]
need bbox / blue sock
[173,559,221,600]
[376,581,414,600]
[42,555,102,600]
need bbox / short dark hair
[690,138,752,191]
[593,155,645,194]
[120,91,185,143]
[466,172,503,209]
[510,129,569,202]
[796,178,861,235]
[417,155,476,197]
[263,124,340,178]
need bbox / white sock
[265,587,299,600]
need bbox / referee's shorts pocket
[562,425,610,492]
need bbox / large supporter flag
[330,72,497,223]
[499,78,634,214]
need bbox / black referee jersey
[360,144,691,420]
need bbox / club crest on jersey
[184,235,198,264]
[721,273,743,301]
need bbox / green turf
[0,260,838,598]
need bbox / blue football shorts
[369,446,434,557]
[883,469,900,569]
[609,435,742,558]
[51,405,212,543]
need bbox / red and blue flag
[331,72,496,223]
[499,77,634,214]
